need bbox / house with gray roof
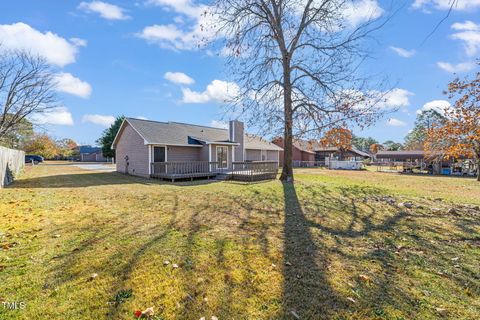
[111,118,282,178]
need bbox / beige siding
[245,149,261,161]
[115,123,150,177]
[167,146,201,161]
[230,121,244,161]
[199,144,210,161]
[267,150,279,162]
[245,149,278,162]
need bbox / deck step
[215,173,231,181]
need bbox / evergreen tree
[96,116,125,160]
[383,140,403,151]
[352,135,378,152]
[405,109,446,150]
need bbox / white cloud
[210,120,228,129]
[417,100,451,115]
[450,20,480,56]
[387,118,407,127]
[412,0,480,11]
[452,20,480,31]
[69,37,87,47]
[78,1,130,20]
[336,88,413,112]
[389,46,416,58]
[140,0,383,50]
[136,20,213,50]
[135,116,149,120]
[146,0,204,18]
[137,0,215,50]
[343,0,384,27]
[0,23,79,67]
[382,88,414,108]
[181,80,240,104]
[54,73,92,98]
[437,61,476,73]
[164,71,195,85]
[82,114,115,127]
[32,107,74,126]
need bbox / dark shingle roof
[294,140,319,153]
[376,150,425,160]
[120,118,282,151]
[78,145,102,154]
[126,118,231,145]
[315,146,371,158]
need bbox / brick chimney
[229,120,244,161]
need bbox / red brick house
[272,137,317,166]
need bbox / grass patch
[0,164,479,319]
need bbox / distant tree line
[22,134,79,160]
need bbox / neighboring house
[272,137,317,166]
[111,118,282,178]
[77,145,110,162]
[315,147,371,162]
[375,150,425,162]
[272,138,370,165]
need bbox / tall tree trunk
[280,64,294,182]
[477,159,480,182]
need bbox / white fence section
[326,158,364,170]
[0,146,25,188]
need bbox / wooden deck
[150,161,278,182]
[151,161,219,181]
[229,161,278,181]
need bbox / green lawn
[1,164,479,319]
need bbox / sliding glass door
[216,146,228,169]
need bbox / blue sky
[1,0,479,145]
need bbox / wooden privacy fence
[0,146,25,188]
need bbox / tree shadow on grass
[281,181,346,318]
[281,180,480,319]
[9,172,223,188]
[280,182,435,319]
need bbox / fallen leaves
[1,242,18,250]
[346,297,356,304]
[358,274,371,283]
[88,273,98,281]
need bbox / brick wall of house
[272,137,312,165]
[301,151,315,162]
[115,122,149,177]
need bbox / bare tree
[211,0,393,181]
[0,49,57,144]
